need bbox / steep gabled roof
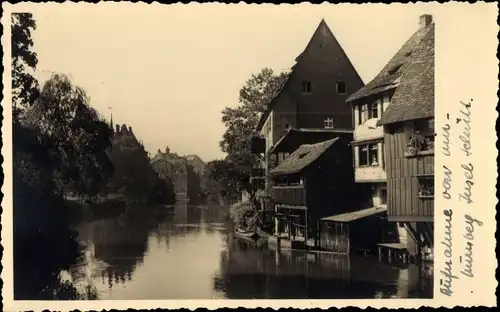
[377,24,434,125]
[256,19,362,132]
[347,22,433,103]
[269,138,339,176]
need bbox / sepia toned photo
[1,2,498,310]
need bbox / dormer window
[302,81,312,94]
[336,81,346,94]
[359,104,368,125]
[358,100,380,124]
[370,101,379,119]
[324,117,334,129]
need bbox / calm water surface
[64,202,433,299]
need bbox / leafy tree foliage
[11,14,111,299]
[22,73,114,201]
[209,68,288,200]
[228,201,258,232]
[11,13,40,114]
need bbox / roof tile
[269,138,339,176]
[377,24,434,125]
[347,24,433,102]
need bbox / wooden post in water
[346,224,350,255]
[316,220,320,248]
[305,209,308,245]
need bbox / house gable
[289,19,364,130]
[256,19,364,134]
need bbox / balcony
[272,185,306,206]
[354,118,384,142]
[355,166,387,183]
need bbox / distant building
[111,123,141,150]
[151,147,188,200]
[150,148,208,203]
[185,154,207,176]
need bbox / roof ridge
[392,23,435,83]
[256,19,363,132]
[377,23,434,126]
[347,23,433,102]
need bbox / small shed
[319,206,388,254]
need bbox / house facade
[253,19,364,188]
[346,15,435,216]
[268,138,356,248]
[376,16,435,259]
[151,147,188,200]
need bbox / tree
[210,68,288,201]
[23,73,114,201]
[11,14,105,299]
[11,13,40,115]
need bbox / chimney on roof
[128,126,133,134]
[419,14,433,29]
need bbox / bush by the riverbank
[228,201,259,232]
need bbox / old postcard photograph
[1,2,498,311]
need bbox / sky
[31,3,444,162]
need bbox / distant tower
[166,146,170,154]
[108,106,113,130]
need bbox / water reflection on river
[64,202,433,299]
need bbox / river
[62,202,433,299]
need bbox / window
[388,64,403,75]
[358,100,382,124]
[336,81,346,94]
[408,118,435,154]
[418,176,434,198]
[298,151,309,159]
[370,101,379,119]
[370,144,379,165]
[302,81,312,93]
[324,117,334,129]
[358,143,379,166]
[359,104,369,124]
[359,145,368,166]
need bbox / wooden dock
[377,243,410,264]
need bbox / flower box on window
[406,119,435,157]
[418,176,434,198]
